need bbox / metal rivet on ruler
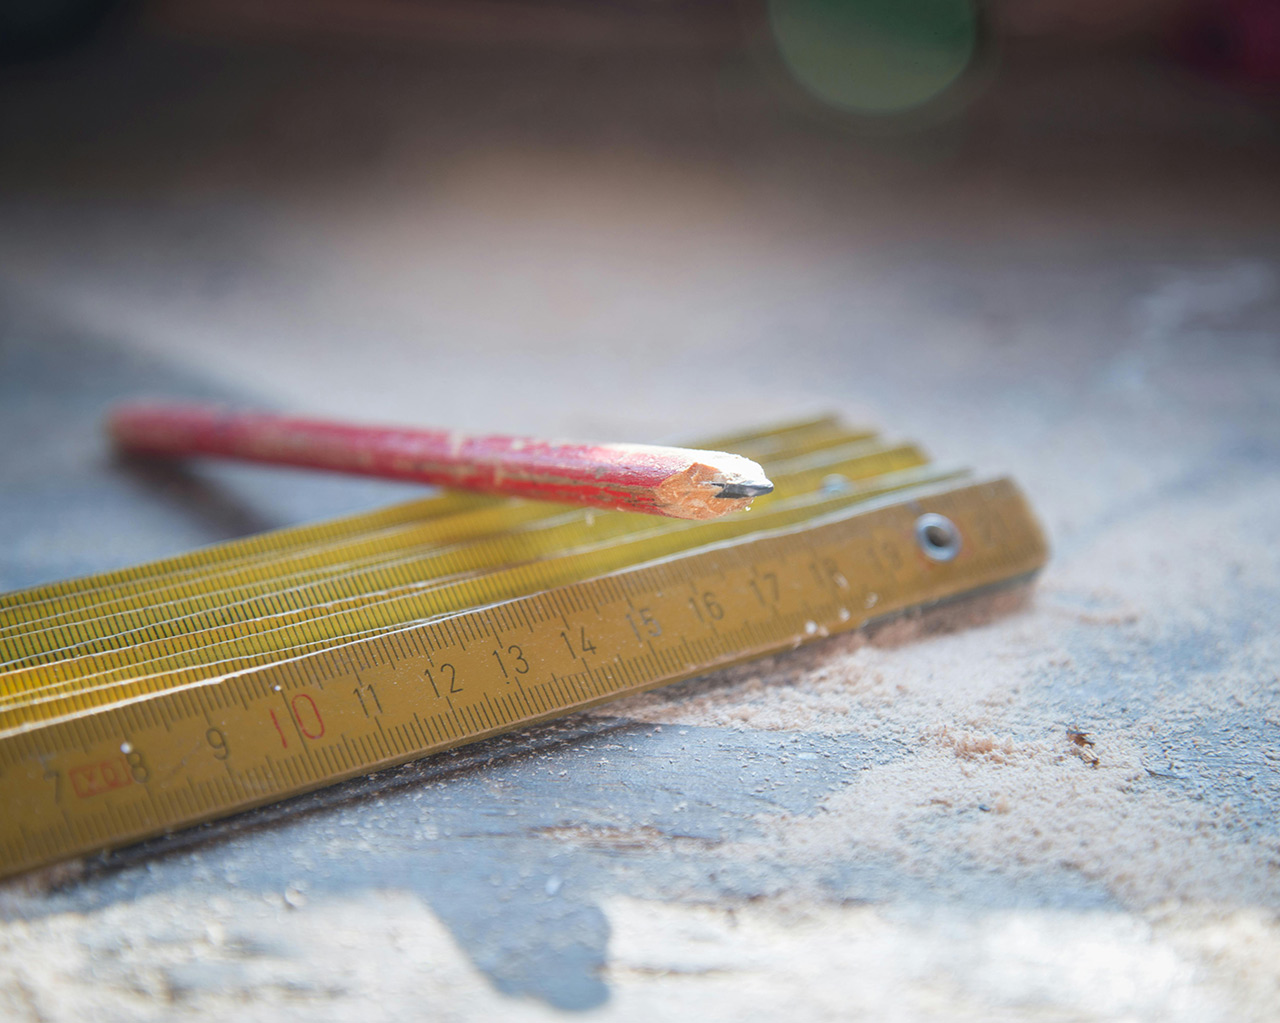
[915,513,962,562]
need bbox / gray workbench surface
[1,28,1278,1022]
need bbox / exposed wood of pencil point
[107,404,774,521]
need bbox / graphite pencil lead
[712,480,775,499]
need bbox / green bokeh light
[768,0,978,115]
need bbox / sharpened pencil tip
[713,480,774,499]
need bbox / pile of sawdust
[596,575,1279,912]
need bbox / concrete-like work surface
[1,27,1278,1021]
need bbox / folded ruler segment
[0,419,1047,880]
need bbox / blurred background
[1,0,1277,571]
[3,0,1279,577]
[1,0,1279,571]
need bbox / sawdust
[5,885,1274,1023]
[598,588,1280,910]
[0,889,569,1023]
[749,727,1270,907]
[598,587,1041,734]
[530,824,721,853]
[601,895,1280,1023]
[589,465,1280,918]
[4,859,86,896]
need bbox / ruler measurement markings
[478,695,501,731]
[1,480,1045,878]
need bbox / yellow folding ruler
[0,417,1047,880]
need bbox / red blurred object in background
[1176,0,1280,87]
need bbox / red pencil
[107,404,774,521]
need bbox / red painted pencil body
[107,405,773,520]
